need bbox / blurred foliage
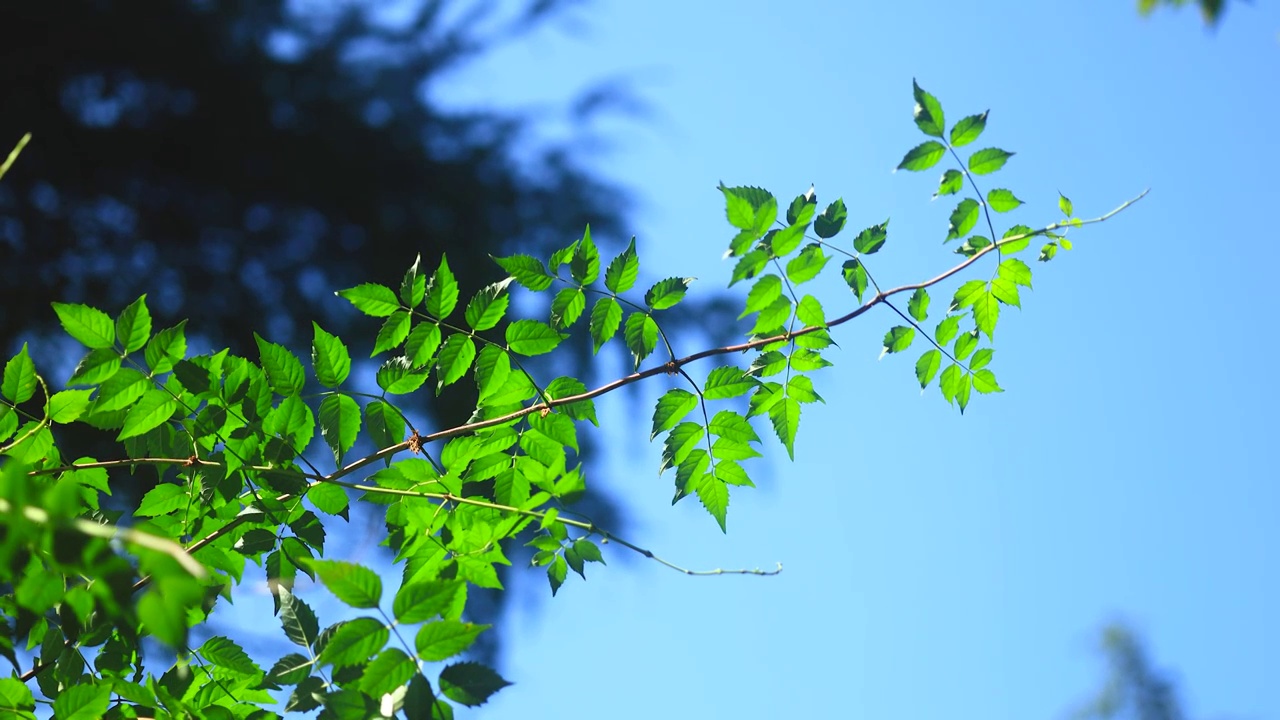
[1138,0,1238,25]
[1073,623,1189,720]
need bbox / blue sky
[400,1,1280,718]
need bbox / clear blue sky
[399,2,1280,718]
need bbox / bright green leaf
[881,326,915,355]
[506,320,565,357]
[604,237,639,293]
[934,169,964,199]
[947,198,980,242]
[842,259,869,302]
[52,302,115,349]
[426,254,459,319]
[319,394,361,464]
[117,388,178,441]
[308,560,382,609]
[950,110,988,147]
[987,188,1023,213]
[464,280,512,332]
[645,277,694,311]
[589,297,622,354]
[897,140,946,172]
[2,344,36,404]
[854,221,888,254]
[550,287,586,330]
[436,334,477,390]
[912,79,945,138]
[492,254,554,291]
[624,312,658,369]
[908,288,929,322]
[255,334,306,396]
[968,147,1014,175]
[336,283,400,318]
[916,349,942,389]
[785,243,828,284]
[651,389,698,440]
[115,295,151,354]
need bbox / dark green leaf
[255,334,306,396]
[400,254,427,308]
[319,394,361,464]
[436,334,476,390]
[968,147,1014,175]
[365,399,405,453]
[651,389,698,440]
[912,79,945,138]
[439,661,511,707]
[786,187,817,225]
[897,141,946,171]
[569,226,600,285]
[954,235,993,257]
[934,169,964,199]
[854,221,888,254]
[813,198,848,239]
[842,259,868,302]
[280,589,320,648]
[337,283,400,317]
[623,312,658,369]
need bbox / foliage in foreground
[0,82,1141,719]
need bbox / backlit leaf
[604,237,640,293]
[506,320,565,356]
[897,140,945,171]
[52,302,115,349]
[912,79,945,138]
[426,255,460,319]
[337,283,399,318]
[968,147,1014,175]
[950,110,988,147]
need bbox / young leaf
[604,237,639,293]
[934,169,964,199]
[954,235,993,258]
[336,283,400,317]
[718,182,760,231]
[842,259,869,302]
[436,334,477,390]
[973,289,1000,340]
[973,369,1004,394]
[951,279,987,312]
[969,348,994,372]
[645,277,694,310]
[71,347,122,386]
[623,312,658,369]
[986,188,1023,213]
[897,141,945,172]
[505,320,565,356]
[939,363,964,405]
[115,295,151,354]
[372,310,411,356]
[426,254,460,319]
[912,79,945,138]
[854,222,888,254]
[968,147,1014,175]
[651,389,698,440]
[950,110,988,147]
[998,258,1034,288]
[751,295,791,335]
[589,297,622,354]
[1059,193,1074,217]
[46,389,92,424]
[813,198,848,239]
[954,330,979,361]
[319,394,361,464]
[991,277,1021,308]
[492,254,554,291]
[768,397,801,460]
[947,199,980,242]
[464,280,512,332]
[2,344,36,405]
[400,254,427,308]
[915,349,942,389]
[740,275,782,320]
[934,315,961,346]
[696,473,730,533]
[908,288,930,322]
[1000,224,1034,254]
[52,302,115,349]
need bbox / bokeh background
[2,1,1276,718]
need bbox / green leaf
[400,254,427,308]
[740,275,782,319]
[954,330,979,361]
[255,334,306,396]
[787,375,824,404]
[140,320,186,377]
[954,235,993,258]
[0,407,17,444]
[695,473,729,532]
[951,279,988,311]
[394,580,464,624]
[751,295,791,335]
[785,244,828,284]
[729,249,769,286]
[318,617,388,669]
[506,320,565,357]
[968,147,1014,175]
[998,258,1034,288]
[1039,242,1059,262]
[935,315,961,345]
[708,410,760,444]
[416,621,488,662]
[474,344,511,404]
[789,348,832,372]
[1001,224,1034,254]
[897,140,946,172]
[912,79,945,138]
[881,326,916,355]
[624,312,658,369]
[991,277,1021,308]
[464,280,512,332]
[360,648,417,699]
[436,334,477,390]
[2,344,36,404]
[769,223,807,257]
[947,198,980,242]
[747,350,789,377]
[47,389,93,424]
[115,295,151,354]
[492,254,554,291]
[813,198,847,239]
[588,297,622,354]
[1059,193,1074,217]
[939,363,964,405]
[373,310,411,356]
[795,295,825,328]
[604,237,639,293]
[842,259,868,302]
[117,388,178,441]
[950,110,988,147]
[569,226,600,285]
[908,288,929,322]
[439,661,511,707]
[376,356,430,395]
[645,277,694,311]
[0,677,34,716]
[319,394,361,464]
[52,302,115,349]
[134,483,187,517]
[973,369,1004,394]
[90,366,149,413]
[337,283,400,317]
[854,221,888,254]
[308,560,382,609]
[51,681,111,720]
[718,183,772,233]
[969,348,994,371]
[308,481,350,517]
[915,349,942,389]
[786,187,817,226]
[752,195,778,238]
[426,254,460,319]
[550,287,586,330]
[660,421,703,474]
[768,397,801,460]
[703,366,756,400]
[366,399,405,452]
[987,188,1023,213]
[309,323,351,388]
[934,169,964,199]
[200,636,261,676]
[280,589,320,648]
[406,321,442,368]
[70,347,122,386]
[973,289,1000,340]
[651,389,699,440]
[956,372,973,412]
